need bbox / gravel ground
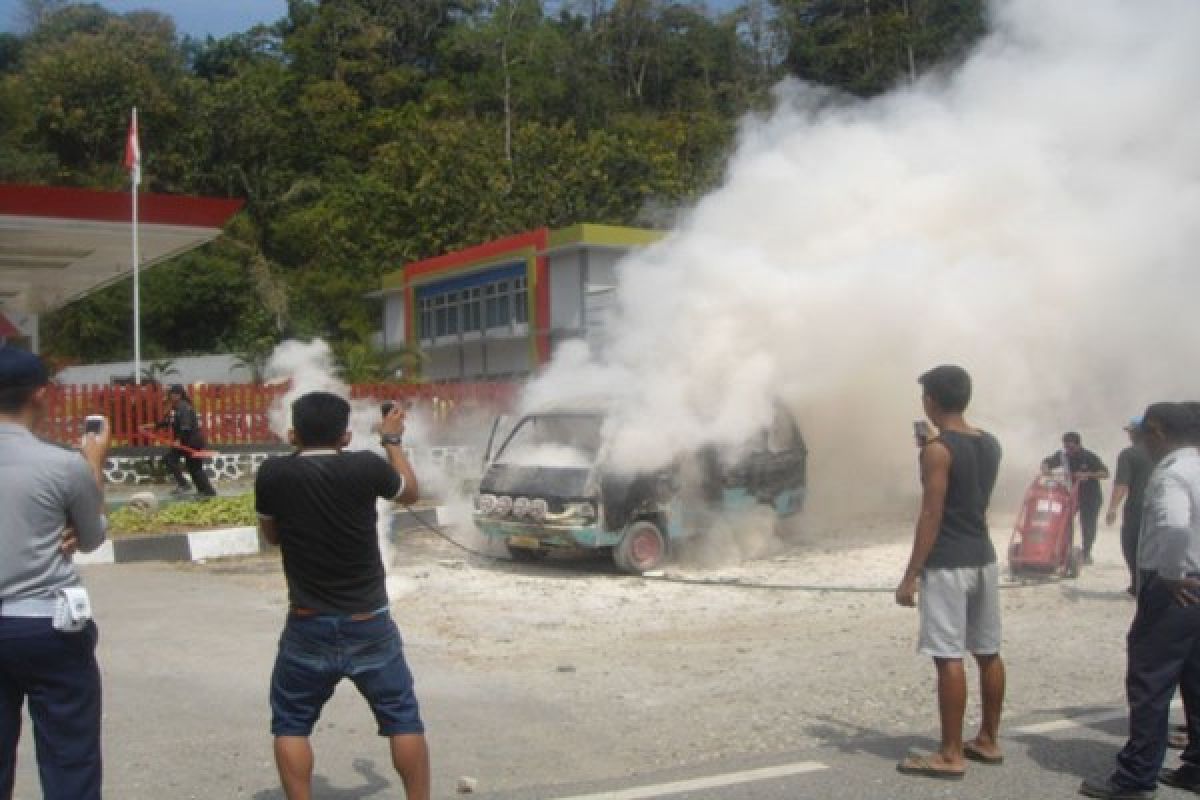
[197,504,1136,795]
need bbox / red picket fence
[40,382,518,447]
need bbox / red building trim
[402,227,554,365]
[405,229,549,282]
[0,312,19,338]
[0,183,244,229]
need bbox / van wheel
[614,520,667,574]
[507,546,547,563]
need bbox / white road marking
[1014,709,1127,735]
[549,761,829,800]
[1014,701,1182,736]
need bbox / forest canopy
[0,0,985,366]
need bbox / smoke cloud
[525,0,1200,512]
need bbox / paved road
[474,705,1150,800]
[9,535,1158,800]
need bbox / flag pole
[130,107,141,385]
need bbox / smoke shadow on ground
[251,758,391,800]
[800,718,941,764]
[1058,585,1137,604]
[1011,735,1118,782]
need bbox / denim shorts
[270,611,424,737]
[917,563,1002,658]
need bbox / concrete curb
[76,507,452,566]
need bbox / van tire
[614,520,668,574]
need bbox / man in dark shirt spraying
[152,384,216,498]
[255,392,427,800]
[1042,432,1109,565]
[896,365,1004,780]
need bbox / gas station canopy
[0,183,244,315]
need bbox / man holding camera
[896,365,1005,780]
[255,392,427,800]
[0,346,110,800]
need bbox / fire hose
[400,507,1049,593]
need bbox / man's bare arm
[381,406,420,505]
[896,442,951,606]
[1106,484,1129,526]
[258,516,280,546]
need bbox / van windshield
[494,413,604,468]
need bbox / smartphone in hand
[84,415,105,436]
[913,420,932,447]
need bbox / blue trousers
[1112,574,1200,790]
[0,617,103,800]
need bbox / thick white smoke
[525,0,1200,512]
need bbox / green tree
[771,0,985,97]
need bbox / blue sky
[1,1,743,38]
[0,1,290,37]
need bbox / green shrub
[109,493,257,535]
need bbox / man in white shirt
[1082,402,1200,800]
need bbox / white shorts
[918,563,1002,658]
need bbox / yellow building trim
[548,223,663,250]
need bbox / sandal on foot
[897,754,966,780]
[964,742,1004,765]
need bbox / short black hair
[1062,432,1082,446]
[918,365,972,413]
[291,391,351,448]
[1180,402,1200,445]
[0,384,39,413]
[1142,402,1193,442]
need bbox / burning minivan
[472,405,807,573]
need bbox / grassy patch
[109,493,257,535]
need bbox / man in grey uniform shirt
[1082,402,1200,800]
[0,346,110,800]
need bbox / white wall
[383,292,406,349]
[548,251,583,332]
[585,249,623,290]
[56,353,249,386]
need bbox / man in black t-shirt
[255,392,427,800]
[1042,432,1109,564]
[1106,419,1153,590]
[896,365,1005,780]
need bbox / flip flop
[964,742,1004,765]
[897,754,966,780]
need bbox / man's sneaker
[169,486,190,496]
[1079,777,1156,799]
[1160,764,1200,791]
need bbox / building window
[418,267,528,343]
[513,276,528,324]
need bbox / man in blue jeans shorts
[256,391,428,800]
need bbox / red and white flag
[124,108,141,186]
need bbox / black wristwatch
[380,434,404,446]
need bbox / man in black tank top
[896,365,1005,780]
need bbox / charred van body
[473,407,807,574]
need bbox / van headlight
[495,495,514,516]
[564,502,596,521]
[476,494,498,514]
[513,497,532,518]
